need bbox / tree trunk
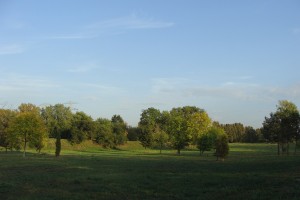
[295,140,298,155]
[55,135,61,157]
[23,134,27,157]
[277,142,280,156]
[23,141,27,158]
[177,148,180,155]
[160,144,162,154]
[287,142,290,155]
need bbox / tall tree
[94,118,114,148]
[0,109,16,152]
[138,108,161,148]
[243,126,259,143]
[262,100,300,155]
[68,111,95,144]
[111,115,127,146]
[8,112,47,157]
[41,104,73,157]
[152,125,169,154]
[168,106,210,154]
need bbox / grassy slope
[1,141,300,200]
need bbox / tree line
[0,103,127,157]
[0,100,299,158]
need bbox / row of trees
[262,100,300,155]
[138,106,229,159]
[1,100,298,158]
[0,103,127,157]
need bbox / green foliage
[138,107,161,148]
[215,132,229,161]
[263,100,300,155]
[168,106,210,154]
[68,112,95,144]
[0,109,16,151]
[111,115,127,146]
[94,118,114,148]
[41,104,73,156]
[8,112,47,157]
[152,126,169,154]
[197,127,219,154]
[127,126,140,141]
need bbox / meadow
[1,141,300,200]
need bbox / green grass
[1,141,300,200]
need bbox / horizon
[1,0,299,128]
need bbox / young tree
[215,132,229,161]
[41,104,73,157]
[8,112,47,157]
[197,127,219,155]
[152,126,169,154]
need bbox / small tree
[197,133,211,155]
[8,112,47,157]
[153,126,169,154]
[215,133,229,161]
[197,127,220,155]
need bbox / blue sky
[0,0,299,127]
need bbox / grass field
[1,141,300,200]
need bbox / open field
[1,141,300,200]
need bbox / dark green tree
[41,104,73,157]
[111,115,127,146]
[94,118,114,148]
[68,111,95,144]
[262,100,300,155]
[215,132,229,161]
[197,127,220,155]
[0,109,16,152]
[138,108,161,148]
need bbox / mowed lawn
[1,141,300,200]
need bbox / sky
[0,0,299,128]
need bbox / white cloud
[87,14,174,31]
[0,73,59,91]
[151,78,300,102]
[0,44,24,55]
[44,14,174,40]
[46,33,96,40]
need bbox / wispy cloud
[151,78,300,102]
[0,44,24,55]
[46,33,96,40]
[88,14,174,30]
[0,74,59,91]
[45,14,174,40]
[67,63,98,73]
